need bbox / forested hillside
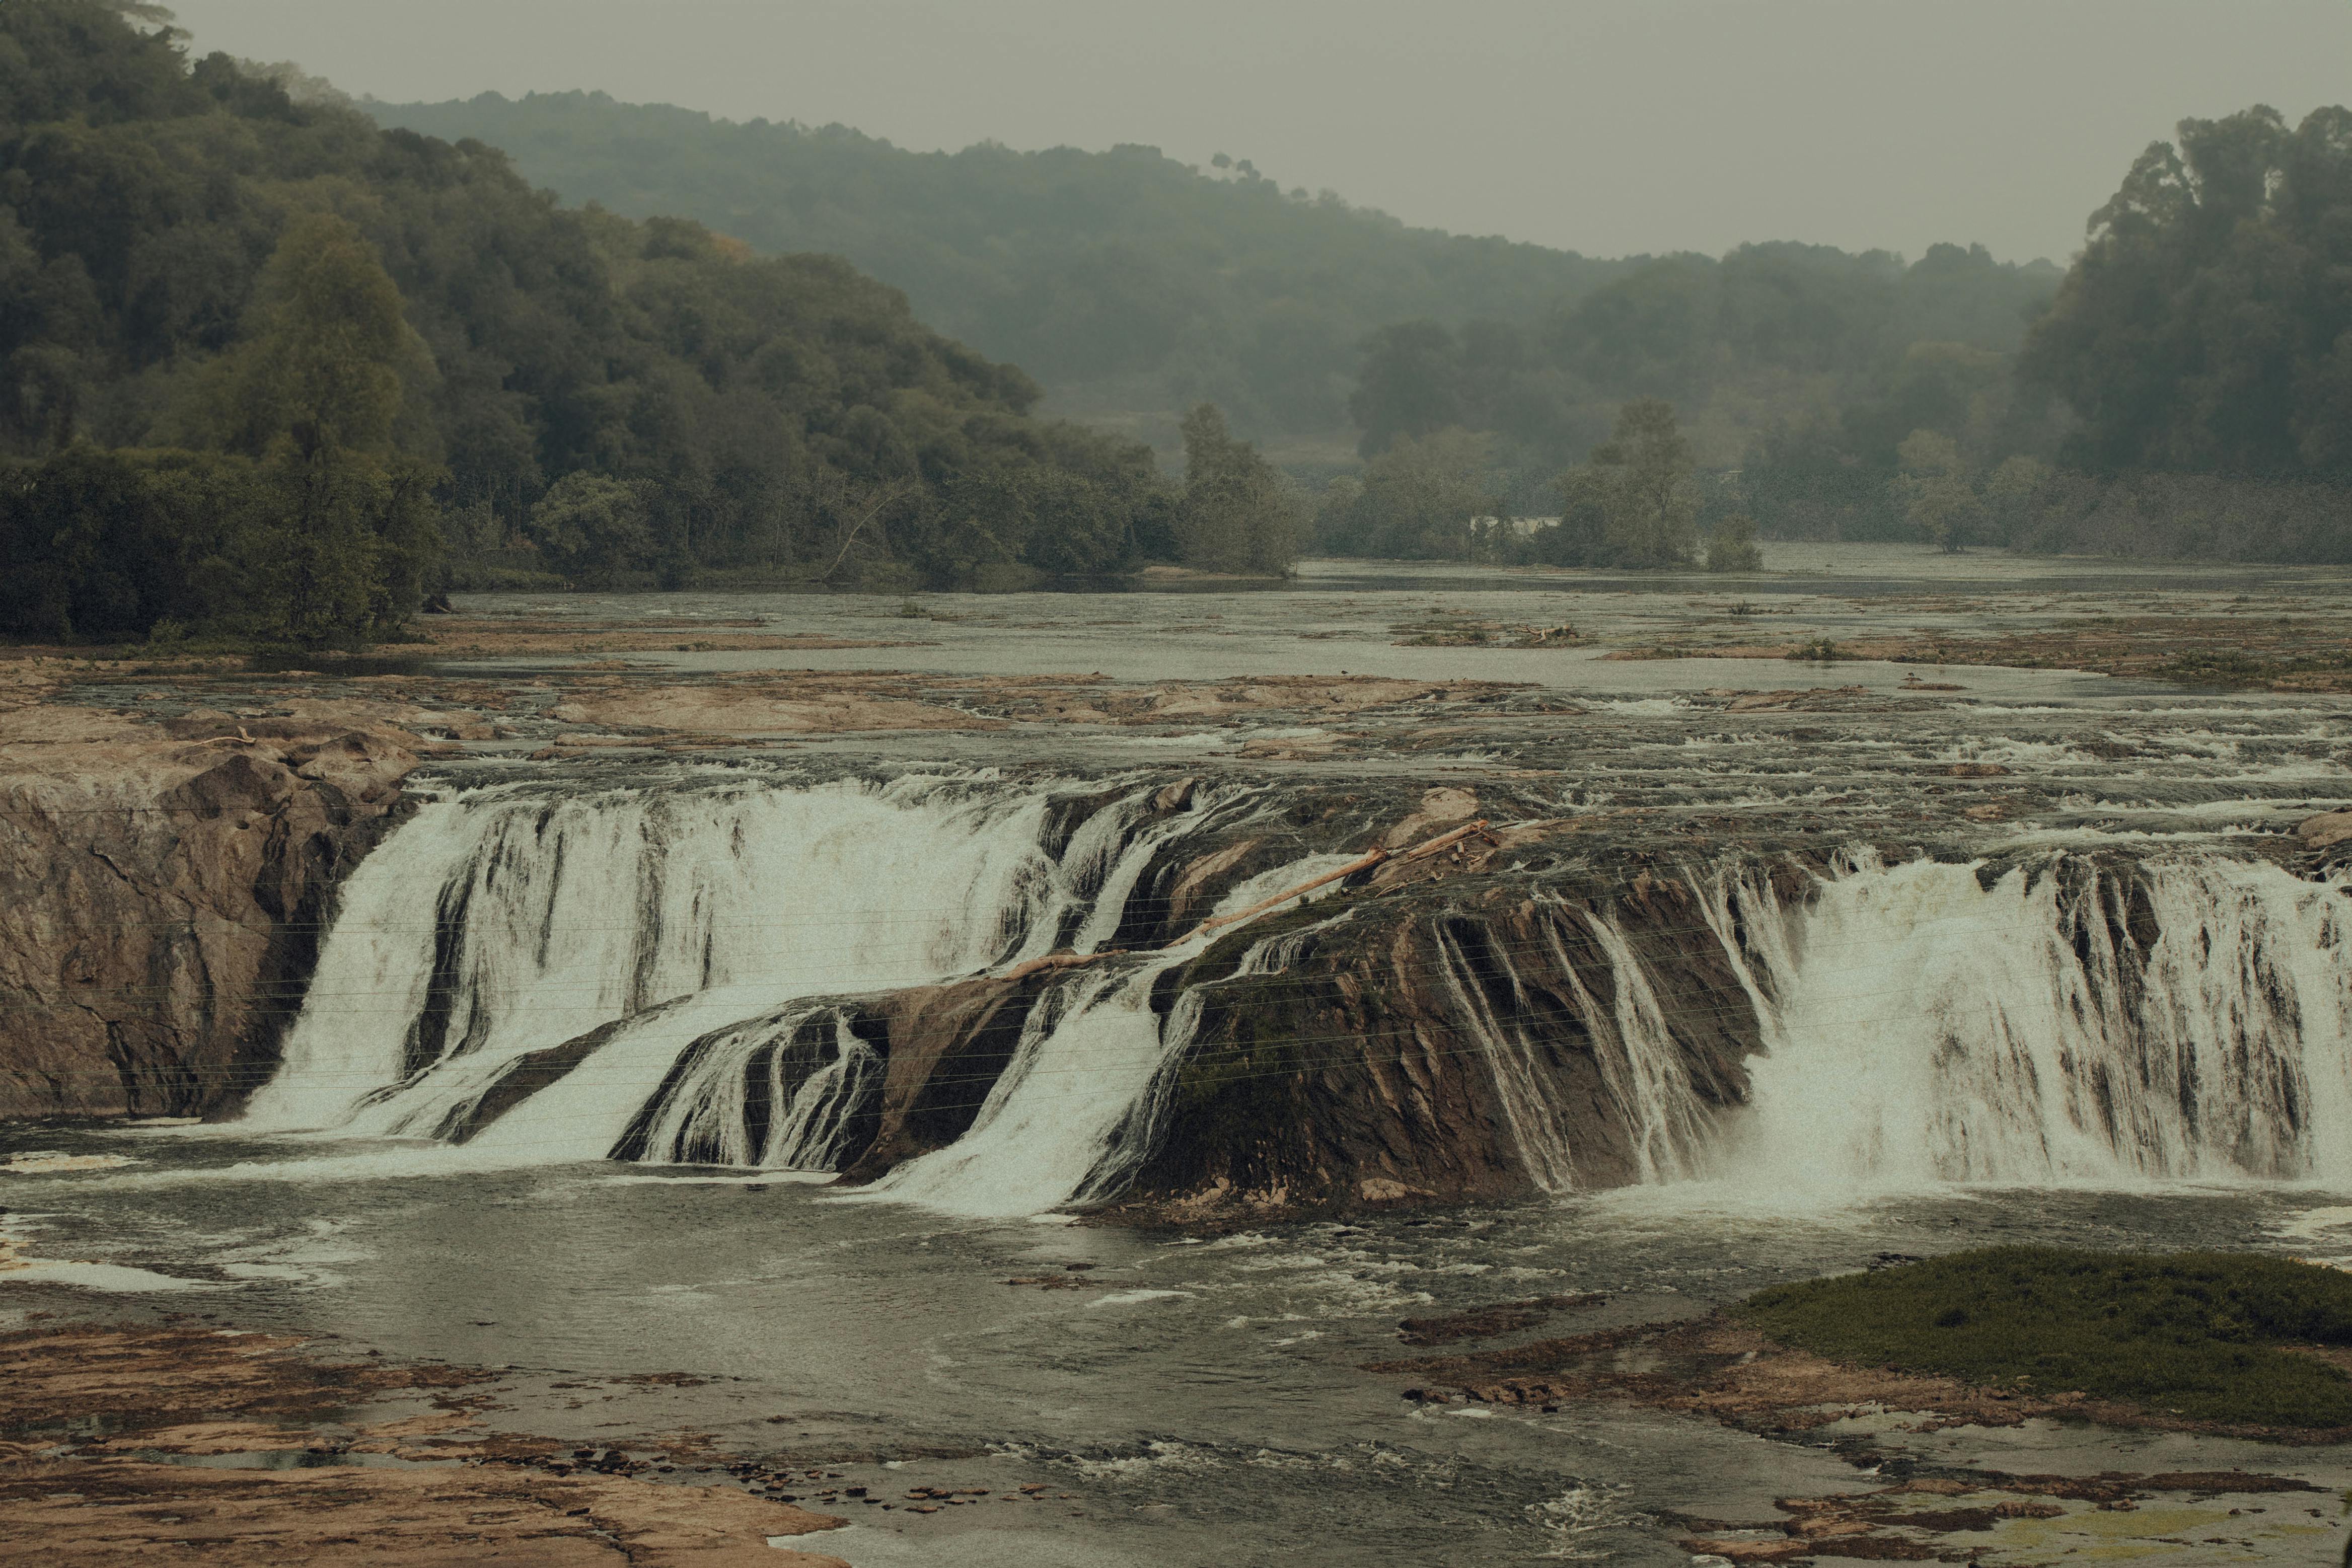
[372,90,1638,452]
[1351,241,2065,502]
[373,91,2069,506]
[2,1,1288,644]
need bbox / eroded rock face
[0,705,424,1119]
[1104,863,1786,1220]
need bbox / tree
[1982,455,2052,545]
[1326,427,1500,559]
[1176,403,1298,575]
[526,472,656,584]
[1707,511,1762,572]
[1348,322,1466,458]
[2021,105,2352,480]
[0,15,1195,622]
[183,213,443,644]
[1895,429,1985,551]
[1547,398,1699,568]
[199,212,426,464]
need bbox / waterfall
[1720,854,2352,1191]
[240,759,2352,1210]
[864,854,1365,1217]
[610,1004,883,1169]
[237,770,1342,1213]
[1541,907,1711,1183]
[244,775,1067,1143]
[1437,919,1585,1192]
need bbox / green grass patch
[1738,1246,2352,1429]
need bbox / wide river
[10,548,2352,1565]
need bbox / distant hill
[372,93,2068,489]
[370,91,1640,457]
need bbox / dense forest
[0,1,1305,644]
[1330,105,2352,566]
[1345,241,2063,508]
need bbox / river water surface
[10,549,2352,1564]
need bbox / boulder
[2296,809,2352,849]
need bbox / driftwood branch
[1179,818,1495,945]
[1002,948,1126,982]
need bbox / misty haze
[5,3,2352,1564]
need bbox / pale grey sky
[167,0,2348,264]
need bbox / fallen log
[1002,948,1125,982]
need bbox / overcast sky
[166,0,2348,265]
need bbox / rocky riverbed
[6,548,2352,1562]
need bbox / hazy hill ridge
[371,90,1641,452]
[372,91,2066,489]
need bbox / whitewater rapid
[236,770,2352,1210]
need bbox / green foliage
[0,445,245,641]
[1536,398,1699,568]
[524,472,655,585]
[1727,103,2352,561]
[1176,403,1299,575]
[1740,1247,2352,1429]
[1706,510,1762,572]
[1895,429,1986,551]
[0,0,1173,634]
[2022,106,2352,480]
[190,212,425,462]
[1352,245,2062,500]
[1315,426,1501,560]
[372,91,1637,443]
[0,439,437,647]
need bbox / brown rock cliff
[0,701,426,1119]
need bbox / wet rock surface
[1370,1312,2352,1445]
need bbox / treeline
[371,89,1637,447]
[0,2,1300,645]
[1350,242,2061,490]
[1742,104,2352,561]
[1331,105,2352,566]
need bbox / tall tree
[191,212,438,644]
[1321,426,1499,559]
[2021,105,2352,479]
[1546,398,1699,568]
[1894,428,1984,551]
[1177,403,1298,575]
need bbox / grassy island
[1740,1246,2352,1429]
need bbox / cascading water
[244,775,1070,1149]
[238,770,1351,1210]
[1712,853,2352,1192]
[866,853,1365,1216]
[240,760,2352,1210]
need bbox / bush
[1707,511,1763,571]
